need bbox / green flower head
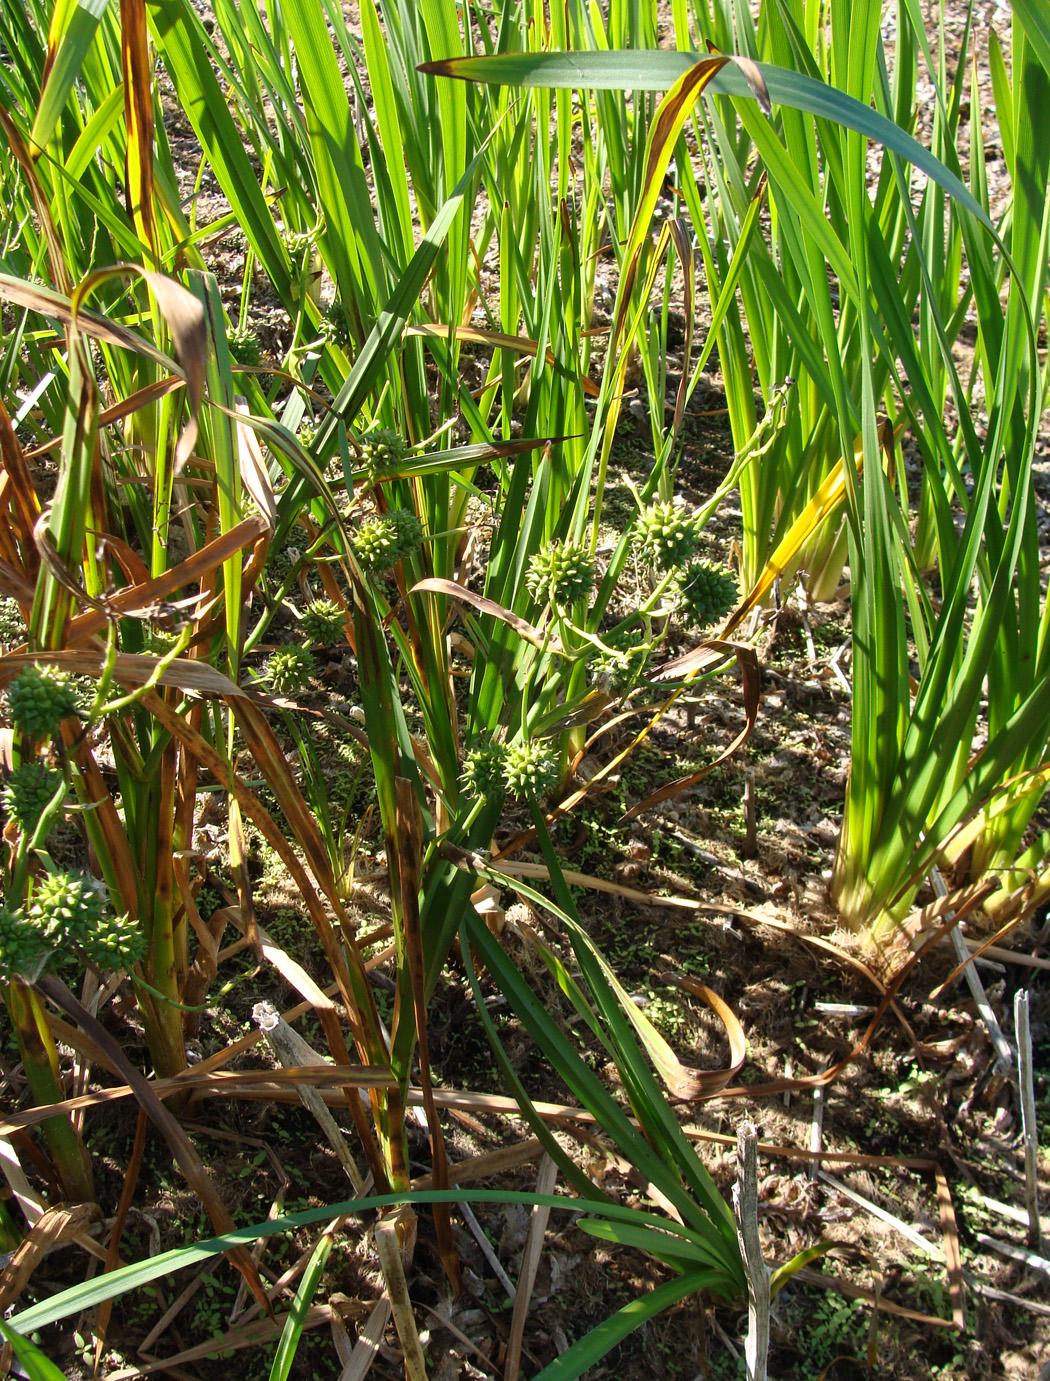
[318,301,351,348]
[1,762,64,833]
[525,540,595,607]
[673,561,738,630]
[359,427,407,473]
[30,872,107,944]
[227,326,262,367]
[79,911,146,970]
[635,499,700,571]
[300,599,345,648]
[0,907,51,982]
[282,224,320,256]
[503,739,560,801]
[7,665,79,739]
[264,645,317,695]
[352,509,422,573]
[462,742,508,802]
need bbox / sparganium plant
[525,540,595,607]
[672,562,738,631]
[300,598,346,647]
[227,326,262,366]
[503,739,560,800]
[634,499,700,571]
[461,742,508,802]
[351,509,423,573]
[264,645,317,694]
[1,762,64,834]
[6,665,79,739]
[0,906,51,982]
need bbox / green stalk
[6,980,94,1204]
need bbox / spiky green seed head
[673,561,738,629]
[227,327,262,367]
[318,302,351,348]
[359,427,407,473]
[0,598,26,649]
[635,500,700,570]
[78,911,146,970]
[264,645,317,695]
[7,665,78,738]
[1,762,63,833]
[352,509,422,573]
[298,423,318,451]
[300,599,345,648]
[503,739,559,800]
[525,541,595,607]
[462,742,508,801]
[0,907,51,981]
[29,872,107,945]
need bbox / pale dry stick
[974,1191,1050,1236]
[931,868,1013,1076]
[974,1232,1050,1278]
[505,1154,559,1381]
[1014,990,1042,1251]
[813,1002,875,1017]
[965,1273,1050,1319]
[968,942,1050,972]
[338,1298,392,1381]
[459,1200,517,1301]
[795,586,818,664]
[373,1211,429,1381]
[742,769,758,858]
[331,1307,354,1368]
[0,1135,44,1225]
[105,1306,334,1379]
[709,1312,744,1367]
[137,1261,222,1353]
[252,1000,368,1194]
[733,1122,770,1381]
[817,1171,942,1258]
[809,1081,825,1183]
[973,956,1007,974]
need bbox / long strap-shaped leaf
[30,0,111,152]
[9,1189,733,1334]
[419,50,987,226]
